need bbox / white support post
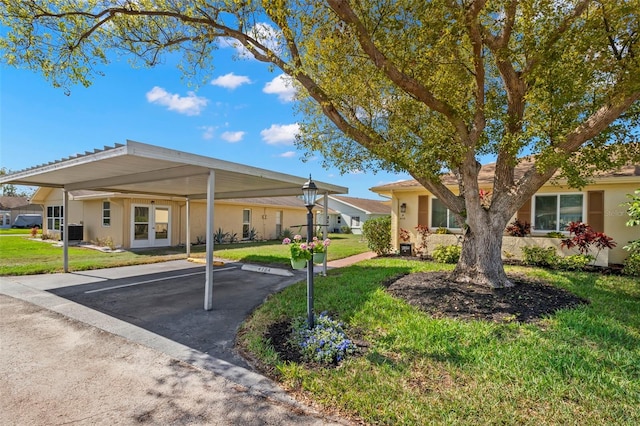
[204,170,215,311]
[322,192,329,275]
[63,189,69,273]
[185,197,191,258]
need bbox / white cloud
[146,86,208,116]
[211,73,252,89]
[220,131,245,143]
[200,126,215,140]
[278,151,297,158]
[260,123,299,145]
[263,74,296,102]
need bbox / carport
[0,140,347,310]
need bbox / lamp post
[301,175,318,329]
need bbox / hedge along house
[370,159,640,266]
[30,189,319,248]
[0,141,347,310]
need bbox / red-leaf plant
[561,222,616,261]
[414,225,431,257]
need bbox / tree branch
[326,0,470,142]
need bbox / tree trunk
[450,213,514,288]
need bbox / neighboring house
[321,195,391,234]
[0,196,42,228]
[370,161,640,265]
[30,188,317,249]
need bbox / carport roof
[0,140,347,198]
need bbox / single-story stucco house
[30,188,323,249]
[370,161,640,266]
[322,195,391,234]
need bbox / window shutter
[517,198,531,224]
[418,195,429,227]
[587,191,604,232]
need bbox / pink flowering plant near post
[282,234,312,262]
[309,236,331,254]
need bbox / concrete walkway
[0,252,376,425]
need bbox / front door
[131,204,171,248]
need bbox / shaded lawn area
[237,258,640,425]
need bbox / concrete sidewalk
[0,253,376,425]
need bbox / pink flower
[293,234,302,241]
[300,243,308,250]
[282,237,291,244]
[323,238,331,247]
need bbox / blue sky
[0,43,411,199]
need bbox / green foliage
[361,216,391,255]
[431,244,461,264]
[435,227,450,235]
[213,227,228,244]
[522,246,559,268]
[340,225,352,234]
[623,190,640,253]
[557,254,594,271]
[546,231,564,239]
[289,313,356,364]
[623,252,640,276]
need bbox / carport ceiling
[1,140,348,199]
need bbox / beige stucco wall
[36,189,312,249]
[178,201,309,244]
[388,181,639,265]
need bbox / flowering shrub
[309,236,331,253]
[282,234,312,261]
[290,313,356,364]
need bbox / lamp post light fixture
[302,175,318,329]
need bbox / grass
[237,258,640,425]
[190,233,369,266]
[0,233,369,276]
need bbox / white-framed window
[47,205,64,231]
[102,201,111,227]
[242,209,251,239]
[351,216,361,228]
[431,198,460,229]
[533,193,584,232]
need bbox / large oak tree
[2,1,639,287]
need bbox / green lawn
[237,258,640,425]
[0,233,369,275]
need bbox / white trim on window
[102,201,111,227]
[532,192,584,232]
[430,198,461,230]
[47,205,64,231]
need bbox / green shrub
[340,225,353,234]
[432,244,461,264]
[546,231,564,238]
[362,216,391,255]
[623,251,640,276]
[557,254,594,271]
[521,246,559,267]
[435,227,450,234]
